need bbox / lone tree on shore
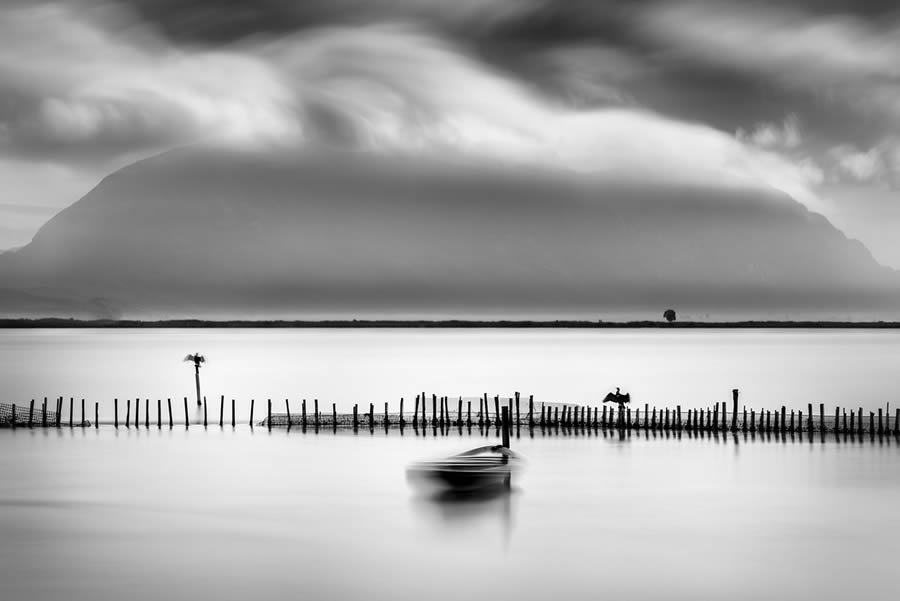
[184,353,206,406]
[663,309,676,323]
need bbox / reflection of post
[502,407,510,448]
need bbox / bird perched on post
[184,353,206,406]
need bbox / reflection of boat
[407,445,520,493]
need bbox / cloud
[0,4,300,164]
[0,2,833,216]
[830,145,883,182]
[640,2,900,121]
[737,115,802,149]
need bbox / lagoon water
[1,328,899,417]
[1,426,899,601]
[1,329,899,601]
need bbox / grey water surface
[1,328,899,601]
[1,427,898,601]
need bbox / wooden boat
[407,445,519,492]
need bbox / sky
[1,0,899,267]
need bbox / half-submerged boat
[407,445,520,493]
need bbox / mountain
[0,145,897,319]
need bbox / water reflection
[410,484,517,549]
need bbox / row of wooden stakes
[3,390,899,437]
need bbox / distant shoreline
[2,318,900,329]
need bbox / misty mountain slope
[0,145,896,318]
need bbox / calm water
[0,427,898,601]
[2,329,899,601]
[1,328,899,417]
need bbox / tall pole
[501,406,510,448]
[194,362,202,407]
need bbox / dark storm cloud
[3,0,900,264]
[103,0,900,155]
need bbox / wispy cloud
[0,4,826,204]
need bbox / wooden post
[676,405,681,430]
[399,398,405,426]
[157,399,162,428]
[842,410,847,434]
[333,403,337,429]
[168,398,173,428]
[664,408,670,430]
[125,399,130,428]
[423,392,427,426]
[529,395,535,428]
[457,398,463,427]
[144,397,149,428]
[267,399,272,431]
[353,404,358,429]
[731,389,739,432]
[766,410,771,433]
[68,397,73,427]
[231,399,235,427]
[80,398,85,427]
[369,403,374,429]
[432,395,438,427]
[779,406,785,433]
[28,399,34,428]
[858,407,863,436]
[742,406,748,432]
[249,399,254,427]
[749,409,755,433]
[850,410,855,435]
[315,399,320,428]
[554,406,560,428]
[286,399,292,428]
[712,404,718,431]
[895,409,900,436]
[502,406,510,448]
[203,396,208,427]
[95,402,99,428]
[819,403,825,433]
[384,401,389,426]
[790,410,795,433]
[798,410,803,435]
[301,399,307,427]
[467,401,472,427]
[878,408,884,436]
[834,406,840,434]
[413,395,419,427]
[540,404,546,427]
[439,396,445,427]
[494,396,500,425]
[869,411,875,435]
[10,404,15,428]
[219,395,224,427]
[774,410,780,433]
[184,397,189,427]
